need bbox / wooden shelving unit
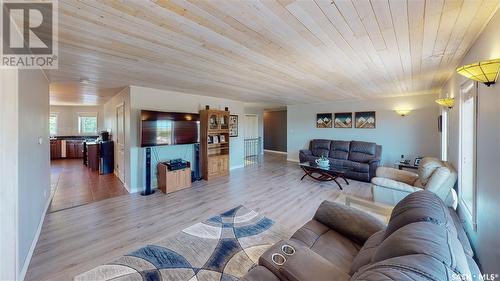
[200,109,230,180]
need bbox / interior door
[116,103,125,183]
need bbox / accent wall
[286,94,440,166]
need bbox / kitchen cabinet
[66,140,85,158]
[50,139,62,159]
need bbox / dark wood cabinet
[64,140,85,158]
[76,142,84,158]
[66,141,77,158]
[50,139,62,159]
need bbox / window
[459,81,477,229]
[49,113,58,136]
[78,113,98,134]
[440,109,448,161]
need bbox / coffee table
[299,161,351,190]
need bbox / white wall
[17,70,51,279]
[440,10,500,273]
[0,69,19,281]
[103,86,246,193]
[0,69,51,280]
[50,105,104,136]
[287,94,440,165]
[103,87,132,192]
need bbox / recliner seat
[242,191,480,281]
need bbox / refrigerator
[100,141,114,175]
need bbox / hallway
[49,159,128,212]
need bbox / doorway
[263,110,287,154]
[116,103,125,183]
[243,114,260,166]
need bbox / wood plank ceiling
[49,0,500,105]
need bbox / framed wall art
[334,112,352,128]
[355,111,376,128]
[229,115,238,137]
[316,113,332,128]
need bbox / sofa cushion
[330,159,369,173]
[309,230,360,274]
[351,254,457,281]
[385,191,456,239]
[348,141,376,163]
[349,230,385,275]
[329,141,350,160]
[290,220,359,275]
[372,222,471,276]
[280,242,351,281]
[418,157,443,185]
[448,207,474,257]
[310,139,331,157]
[290,219,329,248]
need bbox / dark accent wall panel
[264,110,287,152]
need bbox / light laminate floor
[26,154,372,281]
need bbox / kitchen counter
[51,136,98,140]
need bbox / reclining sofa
[299,139,382,182]
[371,157,458,209]
[242,191,480,281]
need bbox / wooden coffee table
[299,161,351,190]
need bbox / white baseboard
[19,188,54,281]
[286,158,300,163]
[264,149,287,155]
[230,164,245,170]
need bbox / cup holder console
[281,244,295,256]
[270,244,296,266]
[271,253,286,266]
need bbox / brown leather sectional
[242,191,481,281]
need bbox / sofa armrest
[368,159,381,180]
[375,167,418,185]
[299,149,312,162]
[299,149,312,156]
[313,201,386,245]
[371,177,421,193]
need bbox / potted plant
[315,155,330,167]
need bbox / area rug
[75,206,288,281]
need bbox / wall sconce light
[457,58,500,87]
[395,109,411,117]
[435,98,455,109]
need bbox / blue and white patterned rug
[75,206,288,281]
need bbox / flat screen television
[140,110,200,147]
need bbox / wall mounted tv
[140,110,200,147]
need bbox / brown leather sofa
[299,139,382,182]
[242,191,481,281]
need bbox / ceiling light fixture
[457,58,500,87]
[435,98,455,109]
